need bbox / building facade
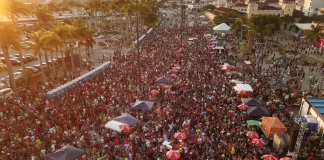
[301,0,324,16]
[225,0,296,18]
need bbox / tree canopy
[214,13,242,25]
[250,14,280,36]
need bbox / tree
[280,14,294,30]
[34,5,55,27]
[306,24,324,44]
[240,42,252,54]
[232,18,244,40]
[245,22,256,54]
[201,4,216,11]
[264,24,276,50]
[250,14,280,37]
[214,13,242,25]
[4,0,29,24]
[0,23,23,94]
[71,19,94,68]
[28,30,52,83]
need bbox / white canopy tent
[105,120,126,133]
[294,23,313,30]
[233,84,253,92]
[213,23,231,32]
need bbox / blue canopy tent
[247,106,270,117]
[268,80,286,87]
[112,113,141,126]
[302,115,318,130]
[47,144,86,160]
[46,61,112,99]
[132,100,155,111]
[155,76,172,84]
[242,98,263,106]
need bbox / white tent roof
[213,23,231,31]
[294,23,313,30]
[105,120,126,133]
[233,84,253,92]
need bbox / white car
[0,88,14,99]
[98,34,105,39]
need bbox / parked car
[0,88,14,99]
[0,72,23,84]
[10,59,21,66]
[98,34,105,39]
[0,82,8,90]
[25,54,37,60]
[17,66,39,73]
[13,54,29,63]
[33,64,47,71]
[98,41,107,46]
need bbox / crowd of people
[0,10,323,160]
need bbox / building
[299,98,324,137]
[299,0,324,16]
[246,0,295,18]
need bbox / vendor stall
[261,117,287,138]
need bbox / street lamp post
[136,0,140,83]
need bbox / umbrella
[279,157,292,160]
[47,144,86,160]
[262,154,278,160]
[246,131,259,139]
[247,120,261,126]
[119,124,131,133]
[131,100,155,111]
[164,85,172,89]
[174,132,187,140]
[172,69,179,73]
[112,113,141,126]
[238,104,249,110]
[156,76,172,84]
[151,90,159,96]
[173,64,180,67]
[247,106,270,117]
[252,139,266,147]
[166,150,181,160]
[170,74,176,77]
[241,98,262,106]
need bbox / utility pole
[136,0,140,83]
[180,0,184,48]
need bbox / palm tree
[34,5,55,27]
[5,0,29,24]
[45,32,63,75]
[232,18,244,40]
[264,24,277,50]
[52,24,75,69]
[306,24,324,44]
[245,22,256,54]
[0,23,23,94]
[72,19,94,68]
[120,0,136,46]
[28,30,49,83]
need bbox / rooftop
[214,7,246,15]
[307,98,324,115]
[264,0,279,3]
[258,5,281,10]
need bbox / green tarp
[247,120,261,126]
